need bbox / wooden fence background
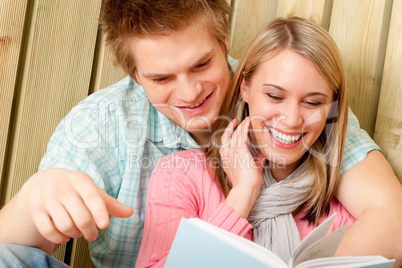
[1,0,401,266]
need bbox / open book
[165,213,394,268]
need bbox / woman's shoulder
[156,150,207,169]
[152,149,211,181]
[327,197,356,222]
[150,149,219,201]
[295,197,356,240]
[163,149,206,160]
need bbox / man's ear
[240,77,249,103]
[133,69,142,85]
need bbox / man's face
[132,22,231,144]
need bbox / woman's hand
[219,117,266,218]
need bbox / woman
[136,17,354,267]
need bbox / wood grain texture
[0,0,28,194]
[229,0,278,59]
[374,0,402,182]
[276,0,333,29]
[70,237,95,268]
[90,33,126,93]
[329,0,393,137]
[3,0,102,202]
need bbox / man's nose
[175,75,202,103]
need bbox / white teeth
[268,127,302,145]
[188,97,206,108]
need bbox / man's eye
[197,59,211,68]
[152,77,167,83]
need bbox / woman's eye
[304,101,323,107]
[267,94,284,101]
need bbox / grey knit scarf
[248,146,313,263]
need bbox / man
[1,0,401,267]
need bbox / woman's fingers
[230,117,250,149]
[254,151,266,171]
[221,119,238,148]
[238,117,251,145]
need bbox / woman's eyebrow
[263,83,329,98]
[263,83,286,91]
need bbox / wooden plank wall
[374,0,402,184]
[0,0,401,266]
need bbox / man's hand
[0,168,133,254]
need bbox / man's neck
[190,131,212,148]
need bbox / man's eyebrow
[263,84,329,97]
[143,72,170,79]
[142,50,215,79]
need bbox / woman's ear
[225,35,230,54]
[240,77,249,103]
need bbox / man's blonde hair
[99,0,231,81]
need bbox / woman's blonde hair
[206,17,348,225]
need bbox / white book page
[190,218,288,268]
[288,213,343,267]
[295,255,392,268]
[291,223,347,267]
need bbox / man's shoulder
[82,76,148,105]
[65,76,152,123]
[228,55,240,71]
[58,76,154,141]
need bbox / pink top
[135,150,355,268]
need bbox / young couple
[0,1,401,267]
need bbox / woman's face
[241,49,334,175]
